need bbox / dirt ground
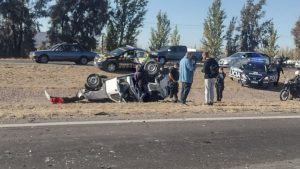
[0,60,300,123]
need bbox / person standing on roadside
[202,51,219,105]
[168,62,180,102]
[275,59,284,86]
[179,49,196,105]
[134,64,149,102]
[215,67,226,102]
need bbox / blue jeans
[180,82,192,104]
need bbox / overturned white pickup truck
[45,72,170,103]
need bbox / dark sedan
[29,43,97,65]
[229,61,278,88]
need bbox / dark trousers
[180,82,192,104]
[169,81,179,100]
[275,72,280,86]
[215,84,224,101]
[137,84,148,102]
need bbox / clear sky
[39,0,300,49]
[137,0,300,49]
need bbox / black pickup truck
[151,46,202,65]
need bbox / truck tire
[86,74,103,91]
[144,61,159,77]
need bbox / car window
[50,44,60,50]
[123,50,134,58]
[70,45,81,52]
[229,53,243,58]
[135,50,145,58]
[54,45,65,52]
[178,46,186,52]
[170,46,177,52]
[109,48,126,57]
[63,45,72,52]
[158,46,170,52]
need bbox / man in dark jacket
[275,59,284,86]
[134,64,149,102]
[168,63,179,102]
[202,51,219,105]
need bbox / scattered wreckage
[45,71,170,104]
[229,60,279,88]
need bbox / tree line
[0,0,299,58]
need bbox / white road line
[1,115,300,128]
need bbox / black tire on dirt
[39,55,49,64]
[280,89,290,101]
[78,56,88,65]
[144,61,159,77]
[86,74,105,91]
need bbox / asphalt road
[1,118,300,169]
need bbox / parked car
[229,61,278,88]
[151,46,202,65]
[29,43,97,65]
[94,46,159,76]
[218,52,270,67]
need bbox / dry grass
[1,62,300,121]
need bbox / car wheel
[86,74,103,91]
[106,63,117,72]
[144,61,159,76]
[280,89,290,101]
[39,55,49,64]
[78,56,88,65]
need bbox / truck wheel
[86,74,103,91]
[144,61,158,76]
[280,89,290,101]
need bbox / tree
[0,0,49,57]
[105,21,119,51]
[238,0,271,51]
[225,17,239,56]
[48,0,109,50]
[202,0,226,58]
[148,10,171,50]
[292,17,300,55]
[170,25,180,46]
[105,0,148,51]
[261,21,279,57]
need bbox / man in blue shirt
[179,50,195,105]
